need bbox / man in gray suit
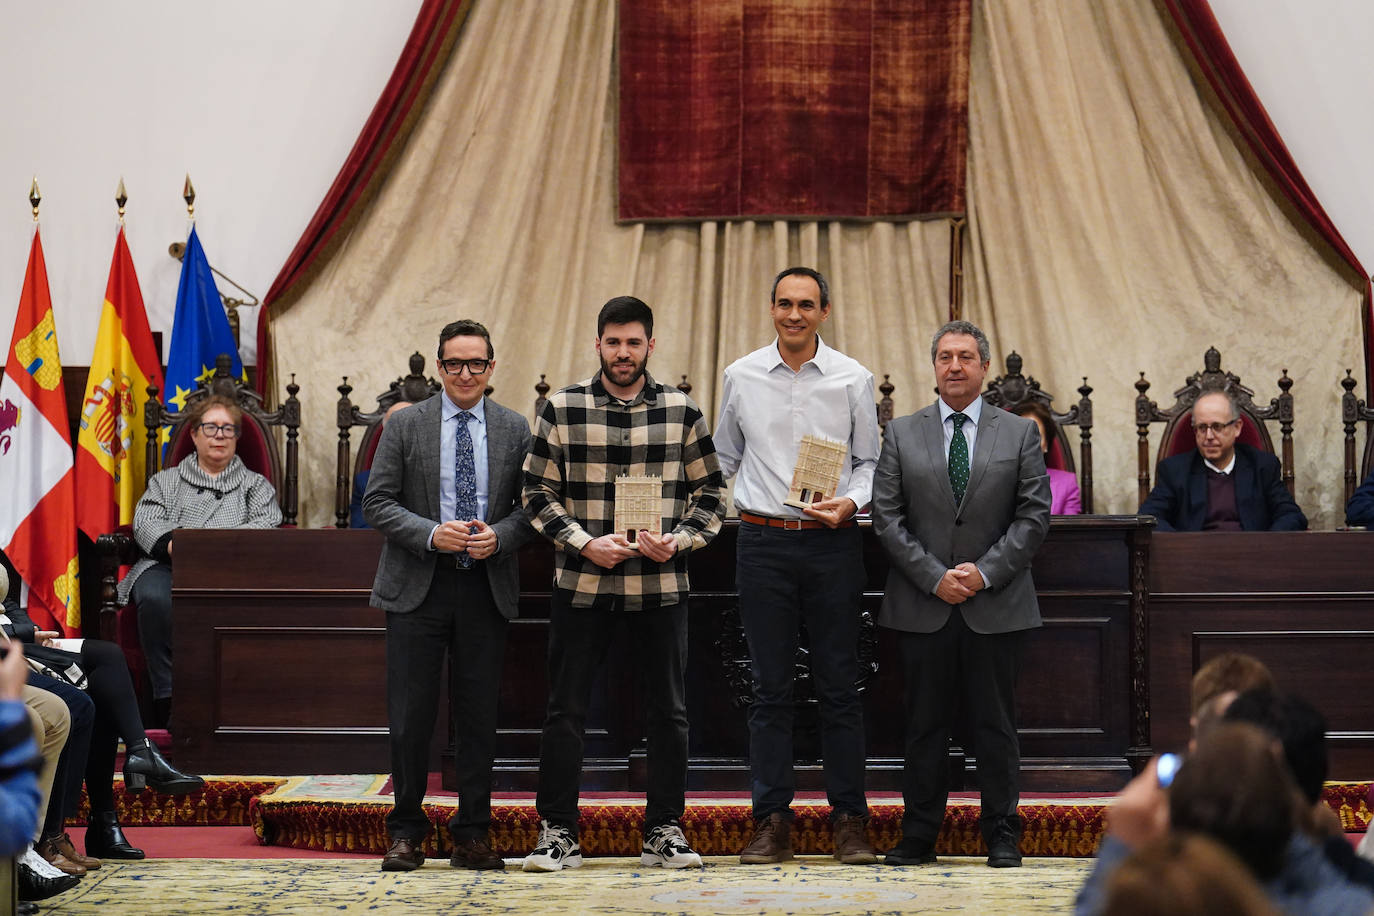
[364,319,535,873]
[871,320,1051,869]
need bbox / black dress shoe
[18,861,81,901]
[450,836,505,870]
[18,901,39,915]
[123,738,205,795]
[382,836,426,872]
[884,838,938,866]
[985,821,1023,868]
[85,809,146,860]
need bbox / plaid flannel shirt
[522,371,726,610]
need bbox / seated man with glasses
[118,394,282,727]
[1139,390,1306,531]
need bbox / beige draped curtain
[273,0,1360,529]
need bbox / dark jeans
[535,591,689,836]
[896,611,1025,844]
[385,565,507,843]
[736,522,867,819]
[132,562,174,700]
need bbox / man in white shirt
[713,266,881,866]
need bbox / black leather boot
[123,738,205,794]
[84,810,145,860]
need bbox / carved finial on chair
[338,377,352,399]
[535,374,550,399]
[1006,351,1023,376]
[878,374,895,428]
[1135,372,1150,397]
[1342,369,1358,396]
[408,351,425,376]
[677,375,692,395]
[1276,369,1292,395]
[1203,347,1221,373]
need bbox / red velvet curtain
[1162,0,1374,386]
[256,0,474,393]
[617,0,970,221]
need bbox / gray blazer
[363,395,535,618]
[870,401,1051,635]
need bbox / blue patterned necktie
[949,413,970,505]
[453,410,478,567]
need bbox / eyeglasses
[438,358,491,376]
[196,423,239,439]
[1192,419,1239,437]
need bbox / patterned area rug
[39,855,1095,915]
[248,777,1374,859]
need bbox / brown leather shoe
[381,836,426,872]
[36,836,86,876]
[450,836,505,870]
[41,833,101,870]
[832,813,879,865]
[740,812,794,864]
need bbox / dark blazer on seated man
[1139,404,1306,533]
[1347,467,1374,527]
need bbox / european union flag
[163,226,242,419]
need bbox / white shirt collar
[938,395,983,426]
[767,335,832,374]
[442,392,486,424]
[1204,453,1235,475]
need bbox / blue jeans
[736,522,868,819]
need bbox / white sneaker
[21,845,67,879]
[522,820,583,872]
[640,823,702,869]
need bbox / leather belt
[739,511,855,531]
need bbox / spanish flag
[75,226,163,541]
[0,229,81,635]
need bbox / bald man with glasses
[1139,390,1306,531]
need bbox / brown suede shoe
[740,812,794,864]
[832,813,879,865]
[450,836,505,870]
[41,833,101,871]
[381,836,426,872]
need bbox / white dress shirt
[714,336,879,516]
[428,393,489,551]
[938,394,982,463]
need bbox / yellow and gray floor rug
[37,855,1094,915]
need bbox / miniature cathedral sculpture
[614,475,662,548]
[784,435,848,509]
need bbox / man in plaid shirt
[521,296,725,873]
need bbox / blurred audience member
[1189,652,1275,749]
[350,399,413,529]
[1102,833,1277,916]
[1138,390,1306,531]
[1346,466,1374,528]
[1011,401,1081,515]
[118,394,282,726]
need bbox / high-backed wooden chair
[334,352,440,528]
[983,351,1096,513]
[1134,346,1293,507]
[97,353,301,650]
[1340,370,1374,504]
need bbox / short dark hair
[770,267,830,309]
[930,320,990,364]
[437,319,494,360]
[1224,689,1329,805]
[1012,401,1054,436]
[1191,653,1274,715]
[597,296,653,338]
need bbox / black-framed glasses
[439,358,491,376]
[1192,418,1239,436]
[196,423,240,439]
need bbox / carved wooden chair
[96,355,301,709]
[983,351,1095,512]
[1340,370,1374,505]
[334,352,441,528]
[1134,346,1293,507]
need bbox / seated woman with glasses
[117,395,282,728]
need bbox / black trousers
[384,564,507,843]
[535,591,689,835]
[895,611,1026,844]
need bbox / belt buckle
[782,518,803,531]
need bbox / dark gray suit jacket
[363,394,535,618]
[870,401,1051,635]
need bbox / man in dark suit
[1139,390,1306,531]
[871,320,1051,869]
[364,319,535,872]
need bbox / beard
[600,353,648,389]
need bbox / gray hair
[930,320,991,364]
[1195,388,1241,422]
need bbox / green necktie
[949,412,970,504]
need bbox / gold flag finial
[116,177,128,221]
[29,177,40,220]
[183,173,196,218]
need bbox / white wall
[0,0,424,366]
